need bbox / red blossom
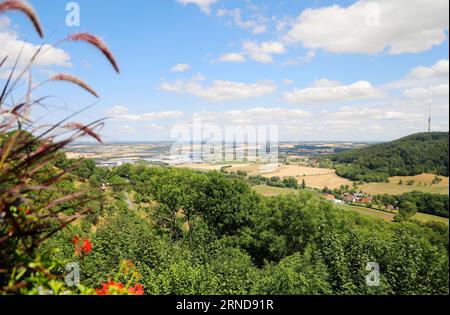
[95,281,144,295]
[134,283,144,295]
[18,207,31,215]
[81,239,93,255]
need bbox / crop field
[184,164,449,195]
[390,173,449,185]
[228,164,351,189]
[360,174,449,195]
[300,173,352,190]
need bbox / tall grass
[0,0,119,293]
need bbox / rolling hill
[330,132,449,182]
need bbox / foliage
[0,0,120,294]
[331,132,449,182]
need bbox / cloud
[216,8,267,34]
[158,76,277,102]
[217,53,246,63]
[312,79,342,88]
[284,0,449,55]
[108,106,183,121]
[408,59,449,80]
[283,80,382,104]
[192,107,311,127]
[283,50,316,65]
[381,59,449,91]
[242,41,286,63]
[176,0,218,15]
[171,63,191,73]
[404,84,449,99]
[217,40,287,64]
[0,30,71,70]
[332,106,424,122]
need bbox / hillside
[331,132,449,182]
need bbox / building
[360,196,373,204]
[323,194,344,204]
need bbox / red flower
[18,207,31,215]
[96,283,109,295]
[72,235,79,245]
[134,283,144,295]
[81,239,93,255]
[95,281,144,295]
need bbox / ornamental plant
[0,0,120,294]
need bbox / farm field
[229,164,351,189]
[252,185,301,197]
[390,173,449,186]
[183,164,449,195]
[360,174,449,195]
[335,203,448,224]
[337,204,395,222]
[301,173,352,190]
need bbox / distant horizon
[68,130,449,145]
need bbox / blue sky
[0,0,449,142]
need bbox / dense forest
[330,132,449,182]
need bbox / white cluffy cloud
[171,63,191,73]
[408,59,449,80]
[159,76,277,102]
[404,84,449,99]
[0,27,71,72]
[381,59,449,91]
[216,8,267,34]
[194,107,311,125]
[283,79,382,104]
[176,0,218,15]
[217,53,246,63]
[284,0,449,55]
[219,41,286,64]
[242,41,286,63]
[108,106,183,121]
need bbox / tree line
[330,132,449,182]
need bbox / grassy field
[337,204,395,221]
[338,204,449,224]
[360,174,449,195]
[360,182,449,195]
[228,164,351,189]
[252,185,301,197]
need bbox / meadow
[360,173,449,195]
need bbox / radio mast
[428,105,431,133]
